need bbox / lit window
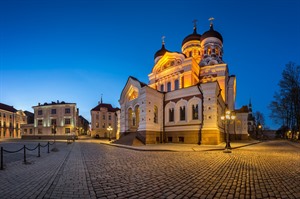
[65,128,71,134]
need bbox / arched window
[208,47,211,55]
[192,104,199,120]
[160,84,164,92]
[154,106,158,123]
[132,112,136,126]
[169,108,174,122]
[174,79,179,90]
[167,82,171,92]
[180,106,186,121]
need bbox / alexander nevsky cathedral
[118,19,252,145]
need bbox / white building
[118,20,250,145]
[23,101,78,138]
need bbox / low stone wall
[22,135,74,140]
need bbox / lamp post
[107,126,113,141]
[221,110,236,153]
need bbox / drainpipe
[162,92,166,143]
[197,84,204,145]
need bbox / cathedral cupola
[200,17,224,67]
[181,20,202,63]
[154,36,169,63]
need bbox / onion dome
[154,37,169,59]
[201,24,223,42]
[181,27,201,46]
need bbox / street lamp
[221,110,236,153]
[107,126,113,141]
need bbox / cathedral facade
[118,20,249,145]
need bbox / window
[154,106,158,123]
[180,106,186,121]
[179,137,184,143]
[167,82,171,92]
[168,137,173,143]
[174,80,179,90]
[51,119,56,125]
[181,76,184,88]
[103,115,105,120]
[169,108,174,122]
[65,108,71,114]
[65,118,71,125]
[189,51,192,57]
[30,129,33,134]
[192,104,199,120]
[160,84,164,92]
[3,113,5,118]
[51,109,56,114]
[24,129,27,134]
[38,110,42,115]
[108,115,111,120]
[102,123,106,128]
[0,112,1,117]
[38,119,43,126]
[132,112,136,126]
[96,122,99,128]
[65,128,71,134]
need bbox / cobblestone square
[0,140,299,198]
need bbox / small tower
[181,19,202,64]
[200,18,224,66]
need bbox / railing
[136,132,146,144]
[0,141,55,170]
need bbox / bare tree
[269,62,300,139]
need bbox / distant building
[118,20,250,145]
[90,99,119,138]
[0,103,27,138]
[78,115,90,135]
[22,101,78,138]
[21,111,34,136]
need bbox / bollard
[47,142,50,153]
[1,147,3,170]
[23,145,26,164]
[38,143,40,157]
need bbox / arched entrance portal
[127,105,140,132]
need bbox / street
[0,140,299,199]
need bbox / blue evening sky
[1,0,300,129]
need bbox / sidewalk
[97,139,261,152]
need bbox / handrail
[0,141,54,170]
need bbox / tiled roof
[91,103,120,112]
[235,105,249,113]
[0,103,17,113]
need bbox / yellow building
[90,99,119,139]
[0,103,27,138]
[118,20,249,145]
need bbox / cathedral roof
[181,27,201,46]
[201,24,223,42]
[154,43,169,59]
